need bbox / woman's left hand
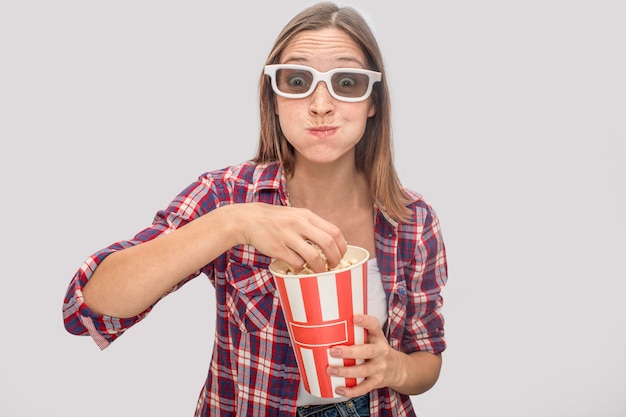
[327,314,442,397]
[326,314,398,397]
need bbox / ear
[367,100,376,118]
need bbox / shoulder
[193,161,284,204]
[396,188,445,252]
[200,160,282,187]
[402,188,439,227]
[393,189,447,270]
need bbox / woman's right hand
[223,203,347,273]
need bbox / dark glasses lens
[330,72,371,98]
[276,68,314,95]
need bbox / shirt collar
[250,161,285,193]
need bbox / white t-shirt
[296,258,388,406]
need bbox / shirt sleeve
[62,245,147,350]
[401,201,448,355]
[62,175,218,350]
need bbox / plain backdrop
[1,1,625,416]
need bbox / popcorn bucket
[269,245,369,398]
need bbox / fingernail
[327,367,338,375]
[336,388,346,396]
[330,347,341,356]
[354,315,363,324]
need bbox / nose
[308,81,335,115]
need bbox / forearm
[389,350,442,396]
[81,202,346,318]
[82,206,239,318]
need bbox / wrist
[389,351,442,395]
[389,349,409,391]
[212,204,247,247]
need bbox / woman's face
[275,28,376,168]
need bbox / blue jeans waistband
[296,393,370,417]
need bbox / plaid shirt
[63,161,448,417]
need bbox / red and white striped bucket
[269,245,369,398]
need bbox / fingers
[327,355,380,398]
[259,205,346,273]
[353,314,383,333]
[231,203,348,272]
[284,235,326,272]
[298,229,347,273]
[326,315,388,396]
[269,219,344,273]
[328,316,383,363]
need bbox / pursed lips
[308,125,338,137]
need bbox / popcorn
[277,241,358,275]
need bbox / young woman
[63,3,448,416]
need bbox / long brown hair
[253,2,411,223]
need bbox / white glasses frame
[264,64,382,102]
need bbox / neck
[286,161,370,213]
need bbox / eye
[285,72,311,92]
[336,75,357,89]
[288,75,306,86]
[332,72,369,97]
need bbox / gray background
[1,1,625,416]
